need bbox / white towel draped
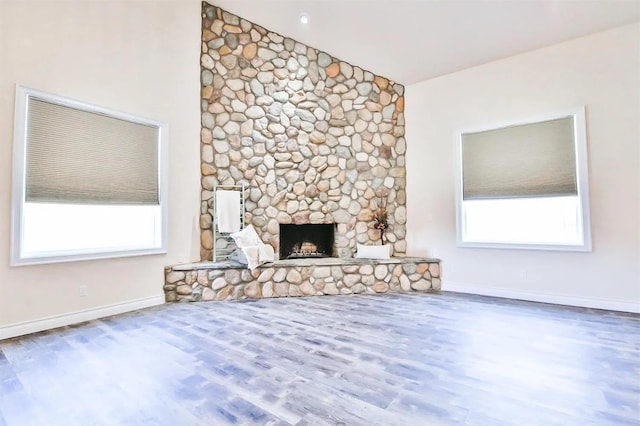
[230,225,275,270]
[215,190,241,233]
[241,244,275,270]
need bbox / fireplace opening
[279,224,335,259]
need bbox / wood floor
[0,292,638,426]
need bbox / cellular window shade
[26,97,159,205]
[462,117,577,200]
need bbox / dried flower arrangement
[373,197,389,245]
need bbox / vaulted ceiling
[212,0,640,85]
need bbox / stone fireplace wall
[200,2,407,261]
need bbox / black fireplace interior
[279,224,335,259]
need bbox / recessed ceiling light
[299,13,310,25]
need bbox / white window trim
[454,106,592,252]
[11,85,169,266]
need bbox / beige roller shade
[25,97,159,205]
[462,116,577,200]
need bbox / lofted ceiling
[211,0,640,85]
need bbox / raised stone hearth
[164,257,441,302]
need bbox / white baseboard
[0,295,165,341]
[444,281,640,313]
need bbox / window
[456,107,591,251]
[11,86,168,265]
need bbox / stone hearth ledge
[164,257,441,302]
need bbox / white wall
[0,0,202,337]
[405,23,640,312]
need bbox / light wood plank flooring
[0,292,638,425]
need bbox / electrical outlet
[431,249,439,258]
[79,285,88,297]
[520,270,528,280]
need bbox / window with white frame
[456,107,591,251]
[11,86,168,265]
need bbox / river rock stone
[166,271,185,284]
[243,281,260,298]
[411,280,430,291]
